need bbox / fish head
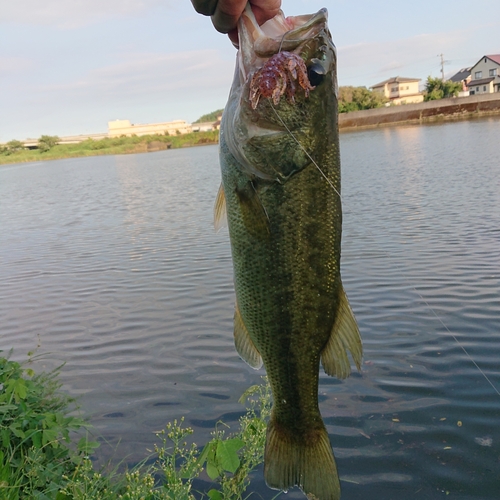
[222,5,337,182]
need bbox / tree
[194,108,224,123]
[338,86,387,113]
[38,135,60,152]
[1,139,24,155]
[424,76,462,101]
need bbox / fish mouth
[237,5,329,82]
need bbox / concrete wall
[338,93,500,130]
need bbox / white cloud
[40,49,234,103]
[0,0,170,28]
[338,30,466,86]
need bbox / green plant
[0,351,272,499]
[0,351,98,499]
[199,381,271,500]
[38,135,60,152]
[338,86,387,113]
[2,140,24,155]
[424,76,462,101]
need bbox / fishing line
[269,101,500,398]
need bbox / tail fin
[264,418,341,500]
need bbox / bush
[2,140,25,155]
[38,135,60,152]
[338,86,387,113]
[0,352,95,498]
[424,76,462,101]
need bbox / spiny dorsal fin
[214,183,227,232]
[321,284,362,379]
[234,302,263,369]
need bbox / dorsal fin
[321,284,363,379]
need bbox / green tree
[3,139,25,155]
[424,76,462,101]
[338,86,387,113]
[38,134,60,152]
[194,108,224,123]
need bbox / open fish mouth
[237,5,329,82]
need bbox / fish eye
[307,61,325,87]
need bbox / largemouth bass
[215,5,362,500]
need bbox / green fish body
[215,6,362,500]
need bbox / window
[490,68,498,76]
[391,86,398,92]
[476,87,479,91]
[475,71,482,79]
[483,86,487,92]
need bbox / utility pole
[438,54,445,80]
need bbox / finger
[211,0,245,34]
[190,0,219,16]
[250,0,281,25]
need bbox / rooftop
[371,76,421,88]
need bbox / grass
[0,351,272,500]
[0,131,219,166]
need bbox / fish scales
[215,6,362,500]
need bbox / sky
[1,0,499,141]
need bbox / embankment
[339,93,500,131]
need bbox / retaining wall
[338,93,500,130]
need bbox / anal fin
[234,302,263,369]
[321,284,363,379]
[214,183,227,232]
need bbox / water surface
[1,117,499,499]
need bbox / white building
[371,76,423,105]
[108,119,192,138]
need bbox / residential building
[449,67,472,96]
[371,76,423,105]
[108,119,192,138]
[466,54,500,95]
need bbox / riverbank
[0,130,218,166]
[339,92,500,131]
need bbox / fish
[214,5,362,500]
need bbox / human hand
[191,0,282,44]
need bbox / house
[466,54,500,95]
[371,76,423,105]
[449,67,472,96]
[450,67,472,88]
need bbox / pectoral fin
[214,183,227,232]
[321,284,363,379]
[234,303,263,369]
[236,181,270,240]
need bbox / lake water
[1,117,499,499]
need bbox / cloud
[0,0,170,28]
[337,29,468,85]
[41,50,233,99]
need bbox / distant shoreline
[0,131,218,167]
[3,95,500,166]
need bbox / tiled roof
[371,76,421,88]
[486,54,500,65]
[466,77,495,87]
[449,67,471,82]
